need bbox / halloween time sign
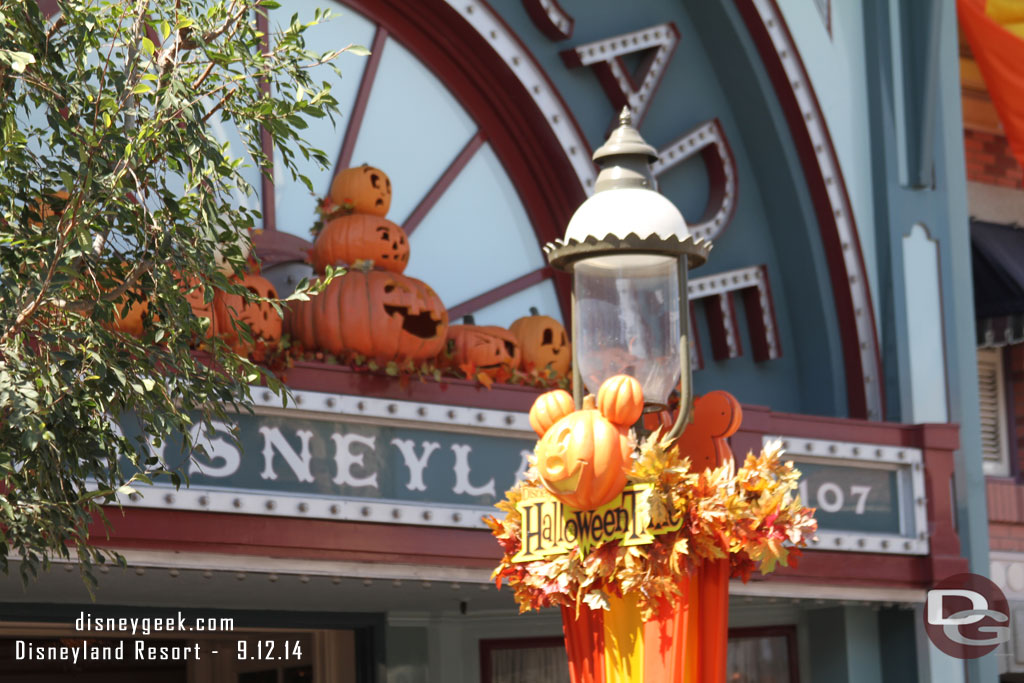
[512,484,683,562]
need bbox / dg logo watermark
[925,573,1011,659]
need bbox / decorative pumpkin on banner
[509,307,571,379]
[217,272,283,355]
[311,213,409,274]
[286,265,448,363]
[533,391,632,511]
[528,389,576,438]
[529,375,640,511]
[443,315,522,378]
[329,164,392,216]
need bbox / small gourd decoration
[218,270,283,355]
[311,213,409,274]
[509,307,571,379]
[286,265,448,363]
[444,315,522,378]
[329,164,392,216]
[530,375,643,511]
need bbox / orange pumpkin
[217,272,283,355]
[529,389,576,438]
[287,268,447,362]
[596,374,644,428]
[329,164,391,216]
[534,407,631,510]
[28,190,70,226]
[95,264,149,337]
[509,307,571,379]
[176,274,227,341]
[311,214,409,274]
[111,296,149,337]
[444,316,522,378]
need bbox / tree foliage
[0,0,352,587]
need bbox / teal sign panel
[791,460,902,535]
[120,411,534,508]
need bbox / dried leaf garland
[487,437,817,619]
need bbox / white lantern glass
[573,253,681,405]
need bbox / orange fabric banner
[561,604,606,683]
[959,0,1024,168]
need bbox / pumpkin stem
[582,394,596,410]
[529,306,540,316]
[463,314,475,325]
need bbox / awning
[972,220,1024,346]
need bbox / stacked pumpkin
[287,165,449,363]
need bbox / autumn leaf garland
[485,437,818,620]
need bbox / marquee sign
[116,389,924,554]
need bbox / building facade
[0,1,996,681]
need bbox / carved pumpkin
[596,374,644,428]
[311,214,409,274]
[288,268,447,362]
[509,307,571,378]
[111,296,149,337]
[444,316,522,377]
[534,407,631,510]
[218,272,283,355]
[176,274,226,341]
[529,389,576,438]
[329,164,392,216]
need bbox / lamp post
[545,107,711,440]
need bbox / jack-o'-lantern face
[510,310,570,378]
[533,409,631,511]
[294,269,448,362]
[219,273,283,354]
[311,214,409,274]
[445,323,522,377]
[328,164,392,216]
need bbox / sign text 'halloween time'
[512,484,683,562]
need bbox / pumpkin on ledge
[509,307,571,380]
[442,315,522,379]
[286,264,448,363]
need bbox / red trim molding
[734,0,884,420]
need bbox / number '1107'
[798,481,872,514]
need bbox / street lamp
[545,107,711,441]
